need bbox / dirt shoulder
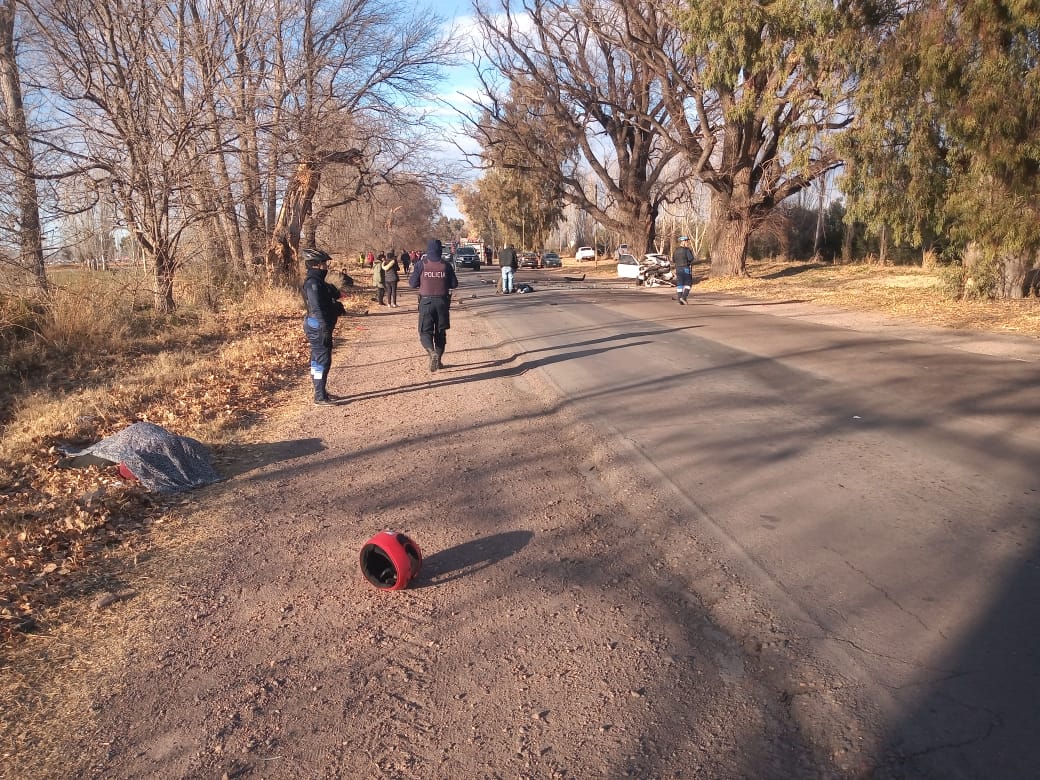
[5,288,878,779]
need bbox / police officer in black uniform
[672,235,695,304]
[301,247,346,404]
[408,239,459,371]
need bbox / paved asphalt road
[454,268,1040,779]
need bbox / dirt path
[57,292,875,779]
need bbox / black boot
[313,378,332,404]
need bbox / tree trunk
[240,134,265,268]
[267,161,321,284]
[711,217,753,277]
[708,190,751,277]
[0,0,47,297]
[234,93,265,268]
[999,251,1030,299]
[813,177,826,259]
[621,199,658,254]
[267,150,361,283]
[208,125,246,272]
[153,249,177,314]
[841,220,854,265]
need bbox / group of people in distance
[365,248,417,308]
[302,236,698,405]
[300,240,458,405]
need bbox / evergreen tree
[842,1,1040,297]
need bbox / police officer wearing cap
[672,235,695,304]
[408,239,459,371]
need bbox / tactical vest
[418,259,450,297]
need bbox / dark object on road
[360,531,423,590]
[563,273,586,282]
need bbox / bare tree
[0,0,45,296]
[470,0,684,254]
[26,0,224,313]
[321,179,440,258]
[619,1,862,275]
[14,0,455,304]
[263,0,455,283]
[224,0,270,269]
[180,0,249,275]
[471,0,867,276]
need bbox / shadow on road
[725,298,813,306]
[416,530,535,588]
[215,437,326,478]
[874,523,1040,778]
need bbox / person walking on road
[301,248,346,405]
[672,235,695,304]
[382,250,401,308]
[408,239,459,371]
[499,243,518,294]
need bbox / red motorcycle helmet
[360,531,423,591]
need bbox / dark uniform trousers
[303,316,333,400]
[418,295,450,356]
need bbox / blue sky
[428,0,475,22]
[423,0,485,218]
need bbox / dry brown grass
[697,260,1040,336]
[0,266,385,776]
[0,279,344,639]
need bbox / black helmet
[302,247,332,268]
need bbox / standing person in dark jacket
[408,239,458,371]
[672,235,695,304]
[382,250,400,308]
[399,248,411,277]
[301,248,346,405]
[498,243,518,294]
